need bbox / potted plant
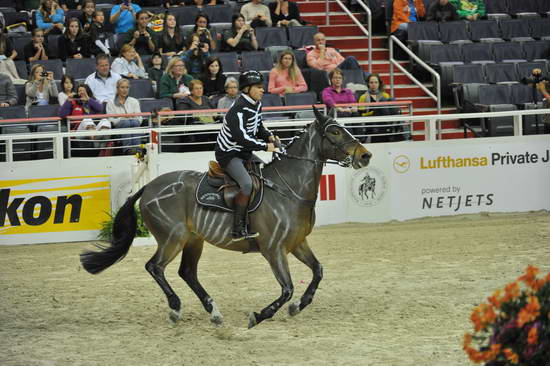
[98,206,152,245]
[463,265,550,365]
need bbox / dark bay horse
[80,108,372,328]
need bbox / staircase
[296,0,469,140]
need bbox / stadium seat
[498,19,533,41]
[521,101,545,135]
[407,21,439,42]
[302,68,329,102]
[425,44,463,65]
[284,91,317,107]
[255,27,288,49]
[538,0,550,14]
[241,51,273,72]
[468,20,502,42]
[203,5,233,23]
[65,10,82,23]
[484,63,518,83]
[485,0,510,15]
[0,105,26,120]
[439,21,470,44]
[461,42,495,64]
[450,64,485,85]
[510,82,542,105]
[30,59,64,80]
[4,11,30,28]
[128,79,155,99]
[294,49,307,69]
[531,19,550,40]
[260,71,270,91]
[47,34,63,59]
[14,60,28,79]
[288,26,318,49]
[174,6,200,26]
[66,58,97,80]
[10,34,32,61]
[266,45,292,64]
[509,0,540,16]
[492,42,526,62]
[28,104,60,119]
[342,69,366,85]
[139,98,174,113]
[261,93,285,120]
[14,85,25,106]
[210,52,239,73]
[211,22,231,36]
[522,40,550,61]
[517,61,547,79]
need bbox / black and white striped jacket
[215,93,272,167]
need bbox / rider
[215,70,279,241]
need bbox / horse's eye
[332,129,340,135]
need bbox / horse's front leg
[248,248,293,328]
[288,240,323,317]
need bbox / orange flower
[530,278,545,292]
[488,289,502,308]
[503,348,519,364]
[545,272,550,283]
[527,326,538,345]
[517,296,540,327]
[518,265,539,284]
[503,282,520,302]
[463,333,472,350]
[482,305,497,325]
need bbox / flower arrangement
[463,265,550,365]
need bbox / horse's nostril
[362,153,371,161]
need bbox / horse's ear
[328,108,337,119]
[313,105,324,123]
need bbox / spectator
[240,0,272,28]
[58,74,76,105]
[158,13,185,57]
[217,77,239,110]
[358,74,392,116]
[269,0,303,27]
[426,0,459,22]
[178,79,215,123]
[181,34,210,78]
[111,44,148,79]
[89,10,111,56]
[110,0,141,34]
[25,64,59,108]
[268,50,307,96]
[307,32,363,73]
[390,0,425,33]
[78,0,96,32]
[165,0,185,7]
[59,83,104,128]
[59,18,90,61]
[24,29,49,63]
[0,73,18,107]
[106,78,143,154]
[85,53,122,103]
[0,24,25,84]
[200,56,226,98]
[60,0,81,11]
[321,68,357,117]
[535,70,550,134]
[36,0,66,35]
[147,52,165,95]
[185,14,216,52]
[159,57,193,104]
[449,0,485,21]
[125,10,157,55]
[223,14,258,52]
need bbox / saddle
[195,160,264,212]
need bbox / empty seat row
[409,19,550,44]
[450,62,549,85]
[485,0,550,17]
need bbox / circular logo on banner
[393,154,411,173]
[350,167,388,207]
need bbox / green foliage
[97,206,150,241]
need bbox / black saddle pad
[195,173,263,213]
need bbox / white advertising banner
[387,135,550,220]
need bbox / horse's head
[313,106,371,169]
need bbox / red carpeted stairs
[296,0,470,140]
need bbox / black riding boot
[232,192,259,241]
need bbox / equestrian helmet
[239,71,264,90]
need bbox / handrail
[332,0,372,75]
[389,35,441,115]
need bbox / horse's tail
[80,186,146,274]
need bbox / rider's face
[248,84,264,102]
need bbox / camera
[198,42,206,48]
[521,70,550,85]
[41,71,48,77]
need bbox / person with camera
[223,14,258,52]
[181,34,210,79]
[111,44,148,79]
[59,83,104,130]
[240,0,272,28]
[125,10,157,55]
[185,14,217,53]
[269,0,303,27]
[25,64,58,108]
[36,0,66,36]
[24,29,49,63]
[110,0,141,34]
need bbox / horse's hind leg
[248,249,293,328]
[288,240,323,317]
[178,236,223,326]
[145,223,188,322]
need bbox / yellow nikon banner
[0,176,111,242]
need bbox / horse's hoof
[288,302,301,317]
[248,312,258,329]
[169,309,181,323]
[210,313,223,326]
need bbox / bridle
[274,121,360,168]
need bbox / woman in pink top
[268,51,307,96]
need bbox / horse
[359,173,376,200]
[80,107,372,328]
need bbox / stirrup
[231,231,259,242]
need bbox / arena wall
[1,134,549,245]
